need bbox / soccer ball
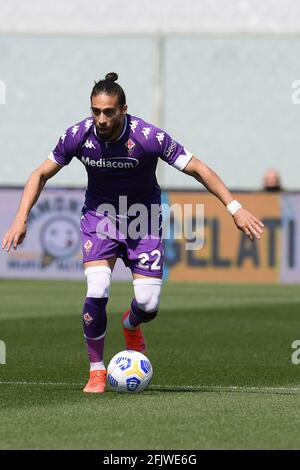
[107,350,153,393]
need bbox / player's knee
[136,294,160,315]
[133,278,162,316]
[85,266,112,298]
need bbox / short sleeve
[158,131,193,171]
[48,126,80,167]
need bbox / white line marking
[0,380,80,386]
[0,381,300,394]
[152,385,300,394]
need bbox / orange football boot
[83,369,107,393]
[122,309,146,353]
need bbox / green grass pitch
[1,280,300,449]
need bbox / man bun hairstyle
[91,72,126,107]
[105,72,118,82]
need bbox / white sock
[90,361,105,371]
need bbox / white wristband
[226,200,242,216]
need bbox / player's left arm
[182,156,264,241]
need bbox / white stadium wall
[1,0,300,34]
[0,0,300,190]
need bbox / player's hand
[233,208,264,241]
[1,217,27,252]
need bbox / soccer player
[2,73,264,393]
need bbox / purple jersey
[48,114,192,212]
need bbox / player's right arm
[1,159,62,252]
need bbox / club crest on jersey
[84,239,93,254]
[83,312,94,326]
[125,138,136,154]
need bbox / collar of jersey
[93,114,128,144]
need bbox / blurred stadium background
[1,0,300,283]
[1,0,300,451]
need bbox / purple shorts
[80,210,163,278]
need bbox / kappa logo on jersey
[84,239,93,254]
[125,138,136,154]
[72,125,79,137]
[83,312,94,326]
[142,127,152,139]
[156,132,165,145]
[85,119,93,130]
[61,132,67,143]
[130,120,139,133]
[81,156,139,169]
[164,139,177,158]
[83,139,96,149]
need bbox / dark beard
[96,118,123,141]
[97,128,113,140]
